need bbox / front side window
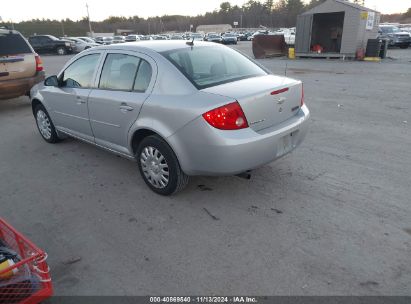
[161,46,267,89]
[99,53,152,92]
[61,53,100,88]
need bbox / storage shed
[295,0,380,58]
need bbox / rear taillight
[35,54,43,72]
[202,102,249,130]
[301,83,304,107]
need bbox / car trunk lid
[202,75,302,132]
[0,54,36,81]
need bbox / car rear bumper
[0,71,45,100]
[168,104,310,176]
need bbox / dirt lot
[1,43,410,296]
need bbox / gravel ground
[0,42,410,296]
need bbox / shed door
[295,15,313,53]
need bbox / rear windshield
[0,32,32,56]
[161,46,267,89]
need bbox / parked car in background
[237,32,252,41]
[94,37,105,44]
[187,33,204,41]
[0,28,45,100]
[112,36,126,44]
[125,35,140,42]
[248,30,270,41]
[139,35,152,41]
[77,36,96,44]
[222,33,237,45]
[152,35,167,40]
[65,37,99,52]
[28,35,74,55]
[30,41,309,195]
[94,37,114,45]
[379,25,411,49]
[273,28,296,45]
[205,33,223,43]
[170,34,184,40]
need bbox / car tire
[136,135,189,196]
[34,104,60,143]
[56,47,67,55]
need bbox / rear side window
[61,54,100,88]
[0,33,32,56]
[134,60,152,92]
[99,53,152,92]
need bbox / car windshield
[47,35,59,40]
[224,34,235,37]
[381,26,400,33]
[161,46,267,89]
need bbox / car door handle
[119,104,134,112]
[76,97,86,104]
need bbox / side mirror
[44,75,59,87]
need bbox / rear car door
[88,51,156,154]
[43,52,102,141]
[41,36,55,53]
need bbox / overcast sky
[1,0,409,22]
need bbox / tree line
[1,0,410,37]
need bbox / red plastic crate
[0,218,52,304]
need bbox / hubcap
[36,110,52,139]
[140,146,169,189]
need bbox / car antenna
[186,37,194,46]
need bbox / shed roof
[302,0,379,15]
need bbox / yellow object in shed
[0,259,18,279]
[288,48,295,59]
[364,57,381,62]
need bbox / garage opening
[310,12,345,53]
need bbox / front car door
[88,51,156,155]
[43,52,103,142]
[28,36,42,53]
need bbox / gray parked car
[30,41,310,195]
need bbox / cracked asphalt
[1,42,410,296]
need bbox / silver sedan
[31,41,310,195]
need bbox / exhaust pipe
[236,170,252,180]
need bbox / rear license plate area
[276,131,298,157]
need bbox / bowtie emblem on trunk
[277,97,286,112]
[277,97,286,105]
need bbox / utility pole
[86,3,93,36]
[61,20,65,36]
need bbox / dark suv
[28,35,75,55]
[0,27,45,100]
[379,25,411,49]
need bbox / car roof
[93,40,221,53]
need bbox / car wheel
[34,104,60,143]
[137,135,189,195]
[56,47,67,55]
